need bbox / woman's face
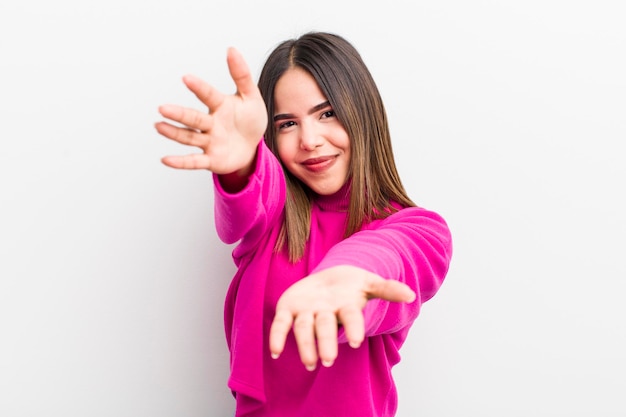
[273,67,351,196]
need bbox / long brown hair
[258,32,415,262]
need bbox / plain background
[1,1,624,416]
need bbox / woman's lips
[301,156,337,173]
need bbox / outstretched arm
[155,48,267,192]
[269,207,452,371]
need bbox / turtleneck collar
[312,180,351,212]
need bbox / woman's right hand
[155,47,267,178]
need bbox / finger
[226,47,260,99]
[269,309,294,359]
[337,306,365,349]
[161,153,211,170]
[182,74,226,112]
[292,312,318,370]
[367,278,416,303]
[154,121,208,148]
[158,104,214,133]
[314,311,338,367]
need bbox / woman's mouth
[301,156,337,173]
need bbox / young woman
[156,32,452,417]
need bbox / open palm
[155,48,267,175]
[269,266,416,370]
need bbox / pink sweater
[213,142,452,416]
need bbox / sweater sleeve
[312,207,453,338]
[212,141,286,256]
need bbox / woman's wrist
[217,148,258,193]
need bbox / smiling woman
[155,32,452,417]
[273,68,351,196]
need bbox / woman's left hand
[269,265,416,370]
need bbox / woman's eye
[321,110,335,119]
[278,120,296,130]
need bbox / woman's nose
[299,125,323,150]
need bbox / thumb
[226,47,259,98]
[368,278,416,304]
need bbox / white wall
[1,1,624,416]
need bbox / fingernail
[322,360,334,367]
[271,353,279,359]
[306,364,316,371]
[349,341,361,349]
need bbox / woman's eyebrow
[308,101,331,115]
[273,101,331,122]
